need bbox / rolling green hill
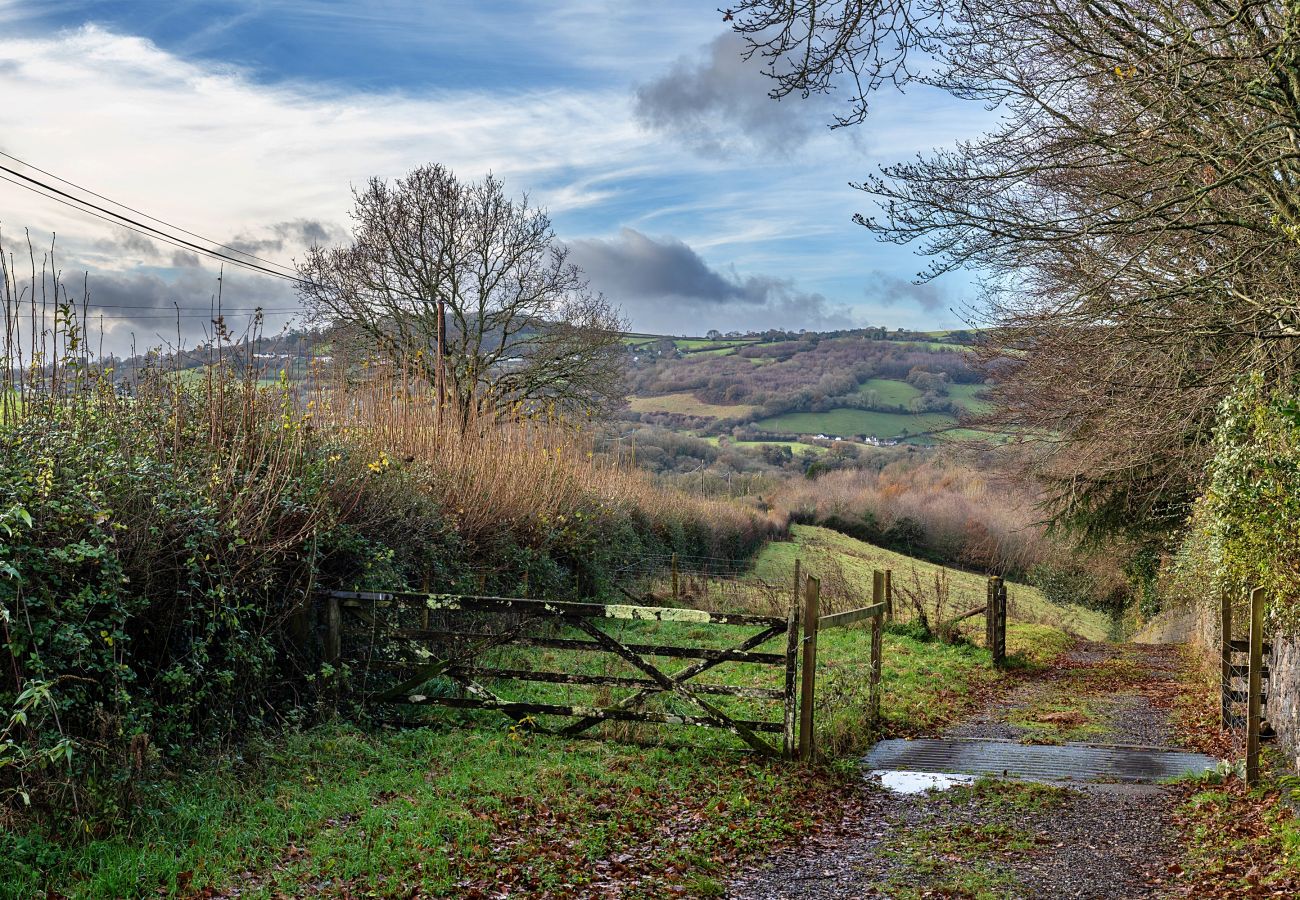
[754,409,957,438]
[754,525,1112,642]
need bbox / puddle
[869,769,977,794]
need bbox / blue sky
[0,1,991,352]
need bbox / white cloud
[0,11,992,351]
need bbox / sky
[0,1,992,355]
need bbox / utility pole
[435,296,446,423]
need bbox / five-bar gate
[324,590,799,757]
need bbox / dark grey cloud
[229,218,344,256]
[94,228,162,261]
[633,32,823,157]
[569,227,856,333]
[71,266,300,355]
[866,271,945,312]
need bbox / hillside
[755,525,1112,642]
[621,330,993,460]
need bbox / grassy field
[755,408,958,439]
[856,378,923,407]
[5,595,1046,899]
[753,525,1112,642]
[626,392,758,418]
[703,435,829,456]
[947,382,992,414]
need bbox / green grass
[881,778,1073,898]
[673,338,757,352]
[892,340,975,353]
[947,382,993,414]
[2,726,846,899]
[626,392,758,418]
[705,436,829,456]
[2,597,1058,899]
[755,408,958,439]
[754,525,1111,642]
[856,378,923,407]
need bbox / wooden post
[325,592,341,665]
[522,571,529,597]
[994,578,1007,669]
[421,575,431,631]
[1247,585,1265,786]
[986,577,1006,668]
[884,568,894,623]
[985,577,995,652]
[1221,591,1233,729]
[870,622,884,727]
[672,553,680,603]
[798,575,821,762]
[781,559,802,759]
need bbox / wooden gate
[1222,586,1270,784]
[322,590,799,757]
[793,564,888,761]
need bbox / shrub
[1164,375,1300,629]
[0,367,778,824]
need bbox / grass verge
[1,726,852,899]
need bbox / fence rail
[321,563,1023,762]
[324,589,796,757]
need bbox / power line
[0,149,301,275]
[0,171,303,287]
[83,312,299,320]
[80,303,301,311]
[0,165,313,286]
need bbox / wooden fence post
[985,577,996,654]
[672,553,680,603]
[870,571,884,722]
[782,560,802,759]
[1221,591,1233,729]
[799,575,821,762]
[884,568,894,623]
[325,592,341,665]
[994,578,1007,668]
[1247,585,1265,786]
[986,577,1006,668]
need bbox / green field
[705,436,829,456]
[674,338,757,352]
[894,340,975,352]
[754,525,1111,642]
[755,408,957,438]
[856,378,923,407]
[947,382,992,414]
[627,392,758,418]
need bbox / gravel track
[727,641,1192,899]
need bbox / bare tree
[297,164,627,420]
[724,0,1300,538]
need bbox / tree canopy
[298,164,627,420]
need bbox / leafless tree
[298,165,627,421]
[725,0,1300,538]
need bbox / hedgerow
[0,372,776,828]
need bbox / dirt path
[727,642,1200,899]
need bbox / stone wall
[1268,636,1300,772]
[1135,600,1300,767]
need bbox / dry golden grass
[306,365,780,551]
